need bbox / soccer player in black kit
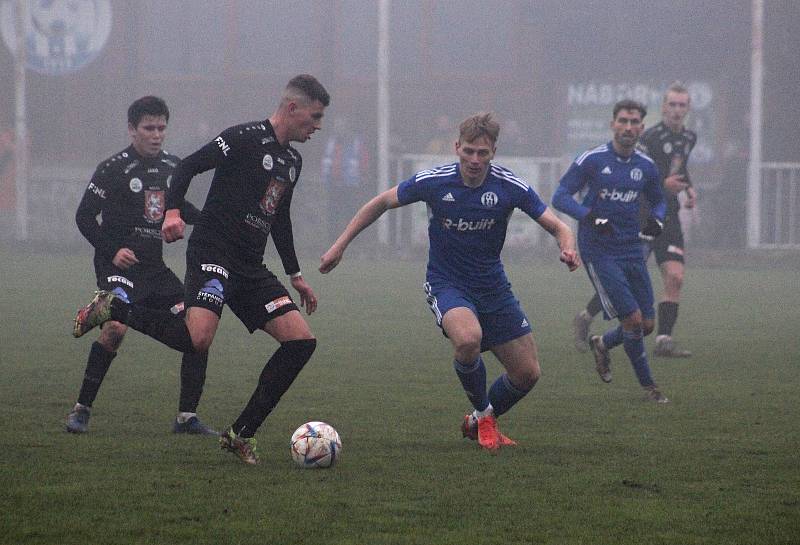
[67,96,215,435]
[572,82,697,358]
[73,75,330,465]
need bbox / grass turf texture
[1,250,798,544]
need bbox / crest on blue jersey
[481,192,498,207]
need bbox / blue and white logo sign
[0,0,112,75]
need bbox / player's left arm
[535,208,580,271]
[640,165,667,240]
[683,132,697,208]
[271,188,317,314]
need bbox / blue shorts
[423,282,532,352]
[584,254,655,321]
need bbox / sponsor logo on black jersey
[215,136,230,156]
[200,263,229,278]
[129,178,143,192]
[87,182,106,199]
[107,275,134,288]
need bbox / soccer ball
[290,421,341,469]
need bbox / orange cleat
[462,414,517,447]
[477,415,501,451]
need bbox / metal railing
[757,162,800,249]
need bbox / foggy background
[0,0,798,257]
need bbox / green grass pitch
[1,250,798,544]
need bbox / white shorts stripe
[586,262,617,319]
[423,282,443,325]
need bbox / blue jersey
[551,142,665,259]
[396,162,547,297]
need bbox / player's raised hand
[290,275,317,315]
[161,209,185,243]
[560,248,580,271]
[319,246,344,274]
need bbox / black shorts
[184,241,298,333]
[650,213,685,265]
[94,255,186,315]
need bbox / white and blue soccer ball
[290,421,341,469]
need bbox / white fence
[390,154,571,250]
[755,162,800,249]
[0,165,89,245]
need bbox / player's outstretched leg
[589,335,612,383]
[73,291,116,338]
[573,311,592,353]
[218,339,316,463]
[654,335,691,358]
[461,413,516,447]
[173,352,216,435]
[654,301,691,358]
[573,294,604,352]
[476,414,501,452]
[643,385,670,403]
[622,328,670,404]
[219,427,259,465]
[65,404,91,433]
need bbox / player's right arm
[551,161,590,221]
[163,131,230,242]
[319,186,402,273]
[76,164,140,269]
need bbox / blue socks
[488,374,531,417]
[602,325,624,350]
[622,328,655,387]
[453,357,489,411]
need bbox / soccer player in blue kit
[320,113,580,451]
[552,99,669,403]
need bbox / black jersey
[166,120,301,275]
[638,122,697,216]
[76,145,200,266]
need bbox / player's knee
[191,334,214,353]
[512,362,540,391]
[453,336,481,362]
[622,311,643,331]
[642,320,655,336]
[667,271,683,290]
[99,321,127,351]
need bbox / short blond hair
[664,81,690,103]
[458,113,500,145]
